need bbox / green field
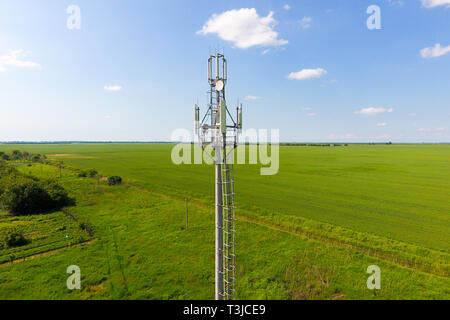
[0,143,448,299]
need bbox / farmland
[0,143,448,299]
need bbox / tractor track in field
[123,181,449,279]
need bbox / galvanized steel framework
[194,53,242,300]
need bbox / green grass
[0,143,448,299]
[0,211,90,264]
[4,143,448,250]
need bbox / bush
[41,180,73,209]
[78,171,87,177]
[108,176,122,186]
[0,228,29,249]
[79,220,94,236]
[0,178,46,215]
[88,169,98,178]
[0,178,72,215]
[11,150,22,159]
[31,154,42,162]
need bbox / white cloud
[307,112,316,116]
[327,133,356,140]
[261,48,270,55]
[287,68,327,80]
[283,4,291,11]
[0,50,40,72]
[377,122,388,127]
[244,95,260,100]
[300,16,312,29]
[197,8,288,49]
[104,85,122,91]
[355,107,394,115]
[420,43,450,59]
[301,107,312,111]
[421,0,450,8]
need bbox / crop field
[0,143,448,299]
[0,210,91,265]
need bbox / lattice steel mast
[194,53,242,300]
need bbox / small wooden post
[185,198,188,229]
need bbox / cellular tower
[194,53,242,300]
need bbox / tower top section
[195,53,241,149]
[208,53,227,92]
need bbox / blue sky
[0,0,449,142]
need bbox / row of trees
[0,150,46,162]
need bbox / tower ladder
[221,161,236,299]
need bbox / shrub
[0,178,72,215]
[78,171,87,177]
[0,228,29,249]
[108,176,122,186]
[11,150,22,160]
[0,178,46,215]
[41,180,73,209]
[88,169,98,178]
[79,220,94,236]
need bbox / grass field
[0,143,448,299]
